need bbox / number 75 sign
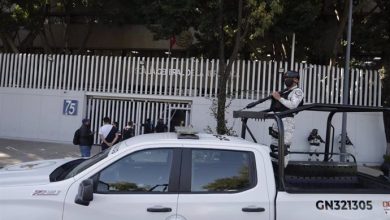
[63,100,78,116]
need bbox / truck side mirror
[75,179,94,206]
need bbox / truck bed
[275,161,390,193]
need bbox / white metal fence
[0,53,382,106]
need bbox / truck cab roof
[114,132,266,154]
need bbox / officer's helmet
[283,70,300,79]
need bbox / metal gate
[86,96,192,144]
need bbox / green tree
[144,0,282,134]
[0,0,48,53]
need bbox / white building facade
[0,53,385,164]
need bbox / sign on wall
[63,100,78,116]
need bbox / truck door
[63,147,180,220]
[176,147,271,220]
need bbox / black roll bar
[233,103,390,191]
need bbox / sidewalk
[0,138,100,167]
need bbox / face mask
[284,78,294,87]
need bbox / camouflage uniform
[270,86,304,164]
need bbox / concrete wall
[0,88,85,143]
[0,89,387,164]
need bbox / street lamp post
[341,0,353,162]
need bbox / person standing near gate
[122,121,135,140]
[269,71,304,165]
[155,118,168,133]
[99,117,119,151]
[78,118,94,157]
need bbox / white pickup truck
[1,132,390,220]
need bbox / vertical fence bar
[144,57,149,95]
[148,57,154,95]
[85,56,90,92]
[209,59,214,98]
[194,59,199,97]
[306,66,314,103]
[263,61,268,98]
[130,57,136,94]
[178,58,184,96]
[10,54,16,87]
[241,60,246,99]
[374,70,378,106]
[159,57,164,95]
[215,59,219,98]
[354,69,359,105]
[368,70,373,106]
[364,69,369,106]
[11,54,17,87]
[154,57,159,95]
[349,68,355,105]
[165,57,170,95]
[71,55,78,91]
[205,59,210,97]
[93,56,99,92]
[168,58,174,96]
[182,58,190,96]
[0,54,4,87]
[245,60,250,99]
[266,61,271,97]
[65,55,71,90]
[317,65,322,103]
[126,57,131,94]
[116,57,122,93]
[37,54,43,89]
[186,58,191,96]
[107,56,113,93]
[199,58,204,97]
[173,58,179,96]
[330,66,336,104]
[78,55,84,91]
[25,54,31,89]
[20,54,27,88]
[379,72,382,106]
[4,54,11,87]
[16,54,22,87]
[321,65,326,103]
[57,55,62,90]
[32,54,38,89]
[101,56,107,92]
[236,60,241,99]
[119,57,125,94]
[229,61,234,97]
[312,65,318,103]
[256,61,261,100]
[140,57,146,95]
[359,69,363,105]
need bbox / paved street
[0,138,100,167]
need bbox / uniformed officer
[269,70,304,165]
[307,129,325,161]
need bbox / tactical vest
[270,89,304,117]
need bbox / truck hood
[0,158,77,187]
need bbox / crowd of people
[73,117,168,157]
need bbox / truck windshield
[65,150,109,179]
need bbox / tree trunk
[216,0,247,134]
[330,0,349,65]
[216,0,227,134]
[0,32,19,53]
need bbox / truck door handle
[242,207,265,212]
[147,207,172,212]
